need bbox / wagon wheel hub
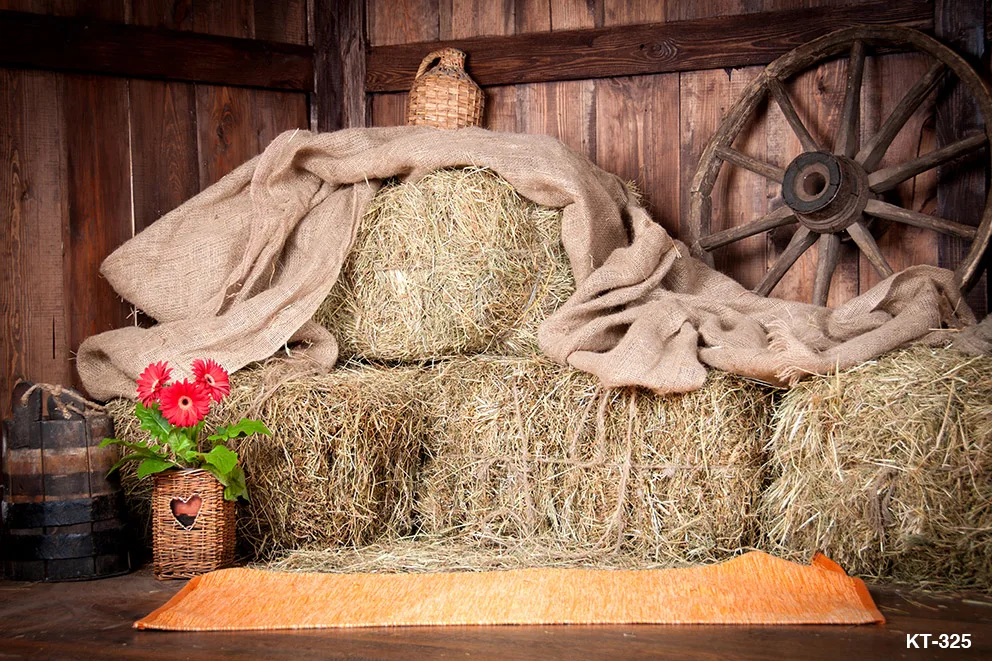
[781,151,870,234]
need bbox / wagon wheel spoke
[856,61,947,172]
[697,205,797,251]
[868,133,987,193]
[715,145,785,183]
[754,226,817,297]
[847,219,894,278]
[864,199,978,239]
[834,40,867,159]
[812,233,841,307]
[767,77,820,153]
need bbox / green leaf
[203,464,231,487]
[106,452,143,476]
[98,436,122,448]
[206,425,229,443]
[223,466,249,502]
[206,419,271,444]
[135,402,172,443]
[136,457,177,479]
[203,445,238,475]
[168,430,196,464]
[112,437,163,457]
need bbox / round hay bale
[759,347,992,590]
[314,167,573,361]
[108,359,429,559]
[416,356,775,565]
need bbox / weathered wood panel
[61,74,133,391]
[368,0,438,46]
[935,0,987,315]
[366,0,933,92]
[0,9,315,91]
[681,66,770,289]
[859,53,940,295]
[597,74,680,236]
[312,0,366,131]
[371,93,407,128]
[0,70,70,420]
[129,0,197,235]
[193,1,309,188]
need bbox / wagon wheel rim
[687,25,992,307]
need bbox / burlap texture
[78,127,982,400]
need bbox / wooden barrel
[1,382,131,581]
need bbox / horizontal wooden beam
[0,10,313,91]
[367,0,933,92]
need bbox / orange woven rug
[135,551,884,631]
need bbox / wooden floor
[1,569,991,660]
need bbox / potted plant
[101,359,271,579]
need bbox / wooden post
[935,0,988,316]
[310,0,367,131]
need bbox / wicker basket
[407,48,484,129]
[151,468,236,580]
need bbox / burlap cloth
[78,127,989,400]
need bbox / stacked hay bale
[315,167,573,360]
[108,361,427,559]
[416,357,772,566]
[109,165,775,572]
[760,347,992,590]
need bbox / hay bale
[416,356,774,565]
[760,347,992,590]
[108,359,428,559]
[314,167,573,361]
[263,537,678,574]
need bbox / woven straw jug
[407,48,485,129]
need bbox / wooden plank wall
[0,0,310,418]
[367,0,986,311]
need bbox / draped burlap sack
[78,127,988,400]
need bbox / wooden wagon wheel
[687,25,992,306]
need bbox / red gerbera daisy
[136,361,172,406]
[159,380,211,427]
[192,358,231,403]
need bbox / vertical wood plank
[484,85,520,132]
[193,0,254,38]
[195,86,308,188]
[368,0,440,46]
[595,74,680,235]
[859,53,940,294]
[667,0,744,21]
[128,80,198,234]
[519,80,596,158]
[252,90,310,149]
[129,0,193,29]
[603,0,665,26]
[681,67,768,289]
[129,0,197,234]
[61,74,133,393]
[195,84,257,188]
[371,93,408,127]
[550,0,601,29]
[515,0,550,33]
[935,0,987,316]
[449,0,515,38]
[1,70,70,419]
[254,0,307,44]
[312,0,366,131]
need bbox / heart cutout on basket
[170,494,203,530]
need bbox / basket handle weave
[415,48,467,78]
